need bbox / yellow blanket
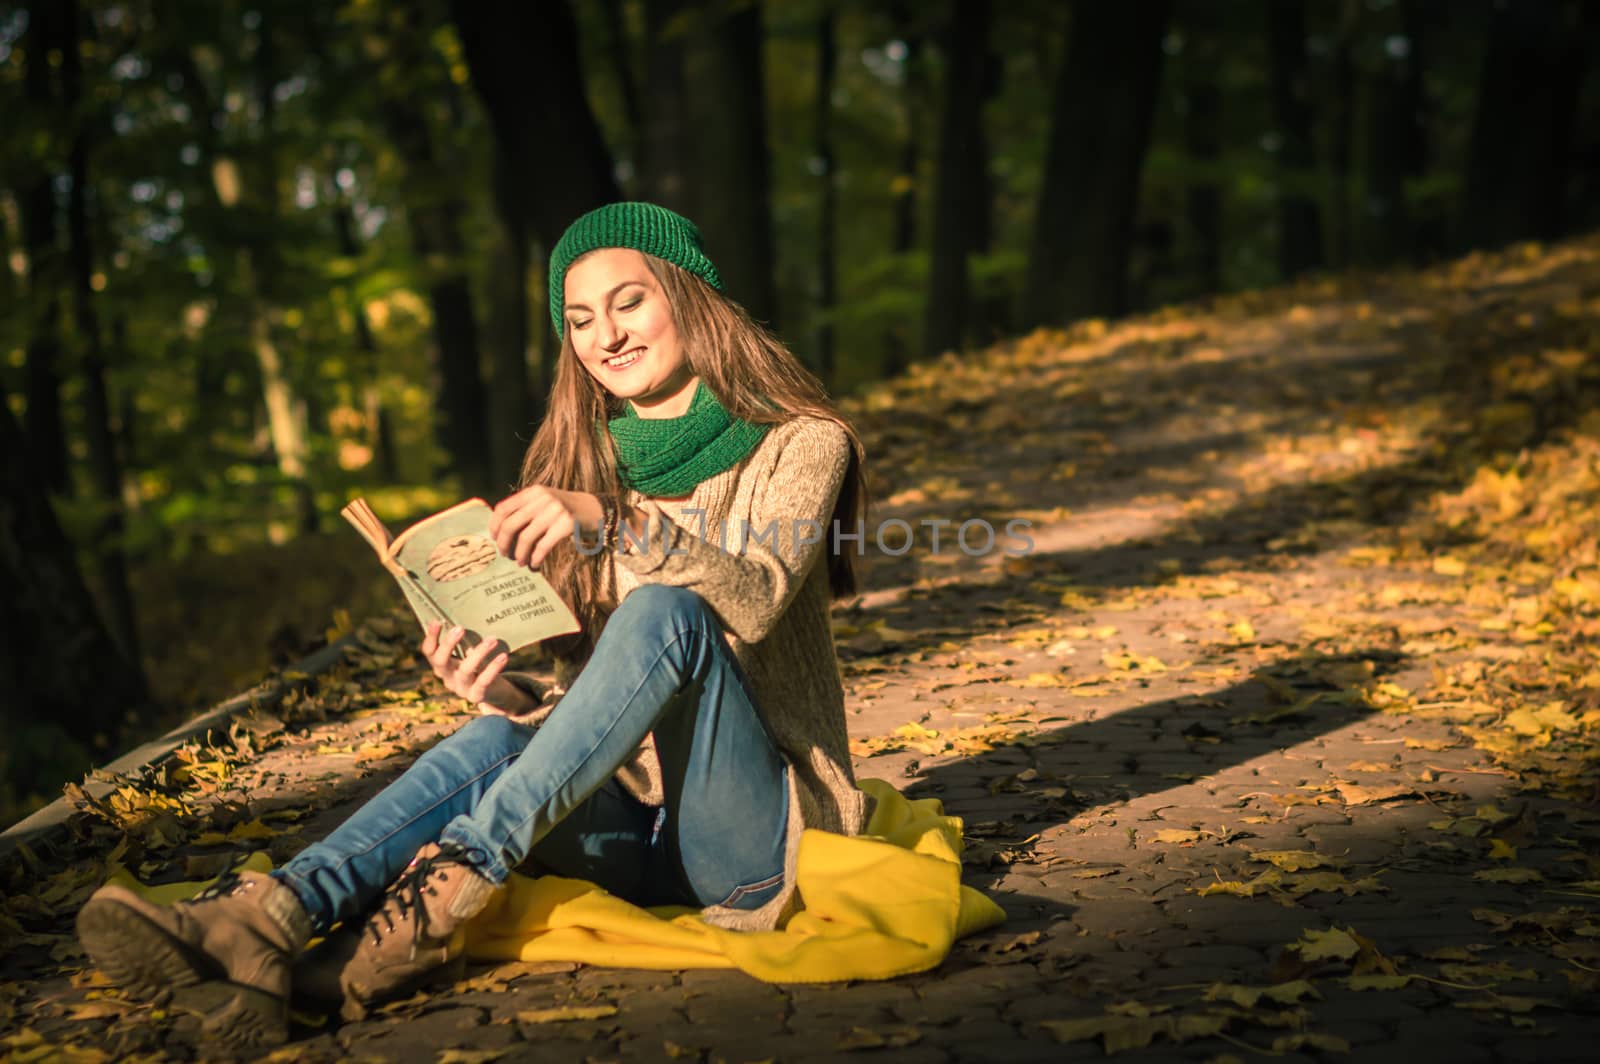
[118,778,1005,984]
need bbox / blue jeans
[275,585,791,934]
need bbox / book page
[390,500,581,652]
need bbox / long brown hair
[517,252,867,664]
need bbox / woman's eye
[619,298,641,311]
[570,318,592,331]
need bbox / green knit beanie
[548,202,723,336]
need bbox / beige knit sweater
[508,416,868,931]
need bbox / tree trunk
[1267,0,1324,279]
[1329,0,1357,268]
[62,0,143,674]
[967,36,1005,344]
[814,8,837,385]
[364,1,492,493]
[331,202,398,482]
[112,315,140,515]
[882,0,925,378]
[1362,22,1417,265]
[679,1,779,326]
[20,0,70,496]
[1181,0,1222,295]
[247,21,316,532]
[159,43,312,536]
[1020,1,1171,329]
[1401,0,1448,260]
[600,0,644,164]
[1462,0,1586,250]
[0,385,146,796]
[923,0,992,357]
[486,151,536,488]
[640,0,692,211]
[450,0,620,251]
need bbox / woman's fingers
[420,620,441,658]
[511,496,565,566]
[493,505,529,558]
[461,632,502,673]
[466,652,511,704]
[499,500,552,562]
[528,516,575,569]
[490,486,541,534]
[431,630,509,701]
[429,624,467,674]
[497,490,590,568]
[492,489,553,557]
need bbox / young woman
[76,202,870,1048]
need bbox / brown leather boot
[77,869,311,1049]
[301,842,500,1021]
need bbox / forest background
[4,0,1598,822]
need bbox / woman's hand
[488,485,605,568]
[420,621,533,715]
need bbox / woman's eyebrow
[566,280,646,314]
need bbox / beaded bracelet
[598,495,619,549]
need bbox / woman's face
[564,248,696,418]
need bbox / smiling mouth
[604,348,644,369]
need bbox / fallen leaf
[836,1026,921,1051]
[1250,850,1344,872]
[1291,928,1361,962]
[1040,1012,1228,1053]
[1454,994,1550,1014]
[995,931,1042,953]
[1336,783,1419,806]
[1438,961,1537,985]
[664,1040,706,1059]
[1101,650,1168,673]
[1272,1033,1350,1053]
[1202,980,1319,1008]
[437,1051,509,1064]
[515,1004,618,1024]
[1486,839,1518,862]
[1346,974,1413,991]
[1151,829,1205,844]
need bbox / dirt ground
[4,237,1599,1062]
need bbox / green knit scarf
[606,381,770,497]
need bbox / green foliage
[2,0,1588,815]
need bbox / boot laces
[191,871,252,903]
[365,843,472,948]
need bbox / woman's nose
[598,315,627,351]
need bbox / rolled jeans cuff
[437,821,514,885]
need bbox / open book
[341,497,581,657]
